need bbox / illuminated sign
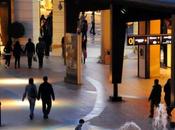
[127,36,147,46]
[127,34,172,46]
[162,35,172,44]
[148,36,160,45]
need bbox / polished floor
[0,25,173,130]
[0,47,172,130]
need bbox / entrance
[79,11,102,64]
[0,1,9,45]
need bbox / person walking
[22,78,37,120]
[3,40,13,68]
[82,38,87,64]
[38,76,55,119]
[24,38,35,69]
[148,79,162,118]
[81,19,88,40]
[164,78,173,117]
[36,37,45,69]
[61,36,66,65]
[89,12,96,35]
[13,40,23,69]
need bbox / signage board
[127,36,147,46]
[148,36,160,45]
[127,34,172,46]
[162,35,172,44]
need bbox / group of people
[4,37,46,69]
[22,76,55,120]
[148,79,173,118]
[40,12,53,57]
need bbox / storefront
[0,0,11,45]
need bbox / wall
[0,4,8,44]
[101,10,111,64]
[52,0,65,56]
[149,20,160,78]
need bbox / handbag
[33,55,37,62]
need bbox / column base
[109,96,122,102]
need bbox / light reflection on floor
[0,78,42,86]
[1,99,76,110]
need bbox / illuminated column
[149,20,160,78]
[133,22,138,35]
[101,10,111,64]
[14,0,40,44]
[138,20,160,78]
[138,21,148,78]
[52,0,65,56]
[167,44,171,67]
[32,1,40,44]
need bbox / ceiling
[75,0,175,21]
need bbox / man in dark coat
[38,76,55,119]
[148,79,162,118]
[164,78,173,117]
[13,41,23,69]
[24,38,35,68]
[36,37,45,69]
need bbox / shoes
[43,115,48,119]
[29,114,33,120]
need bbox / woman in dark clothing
[148,79,162,118]
[82,38,87,64]
[164,78,173,117]
[13,41,23,69]
[4,40,13,68]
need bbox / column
[52,0,65,56]
[110,4,126,101]
[149,20,160,78]
[101,10,111,65]
[14,0,40,44]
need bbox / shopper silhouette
[38,76,55,119]
[24,38,35,69]
[82,38,87,64]
[148,79,162,118]
[36,37,45,69]
[90,12,96,35]
[164,78,173,117]
[13,41,23,69]
[22,78,37,120]
[4,39,13,68]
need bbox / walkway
[0,22,172,130]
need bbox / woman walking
[13,41,23,69]
[22,78,37,120]
[3,40,13,68]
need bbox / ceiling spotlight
[121,8,127,14]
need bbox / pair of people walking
[22,76,55,120]
[148,79,173,118]
[24,37,45,69]
[4,40,23,69]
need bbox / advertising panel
[64,33,82,84]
